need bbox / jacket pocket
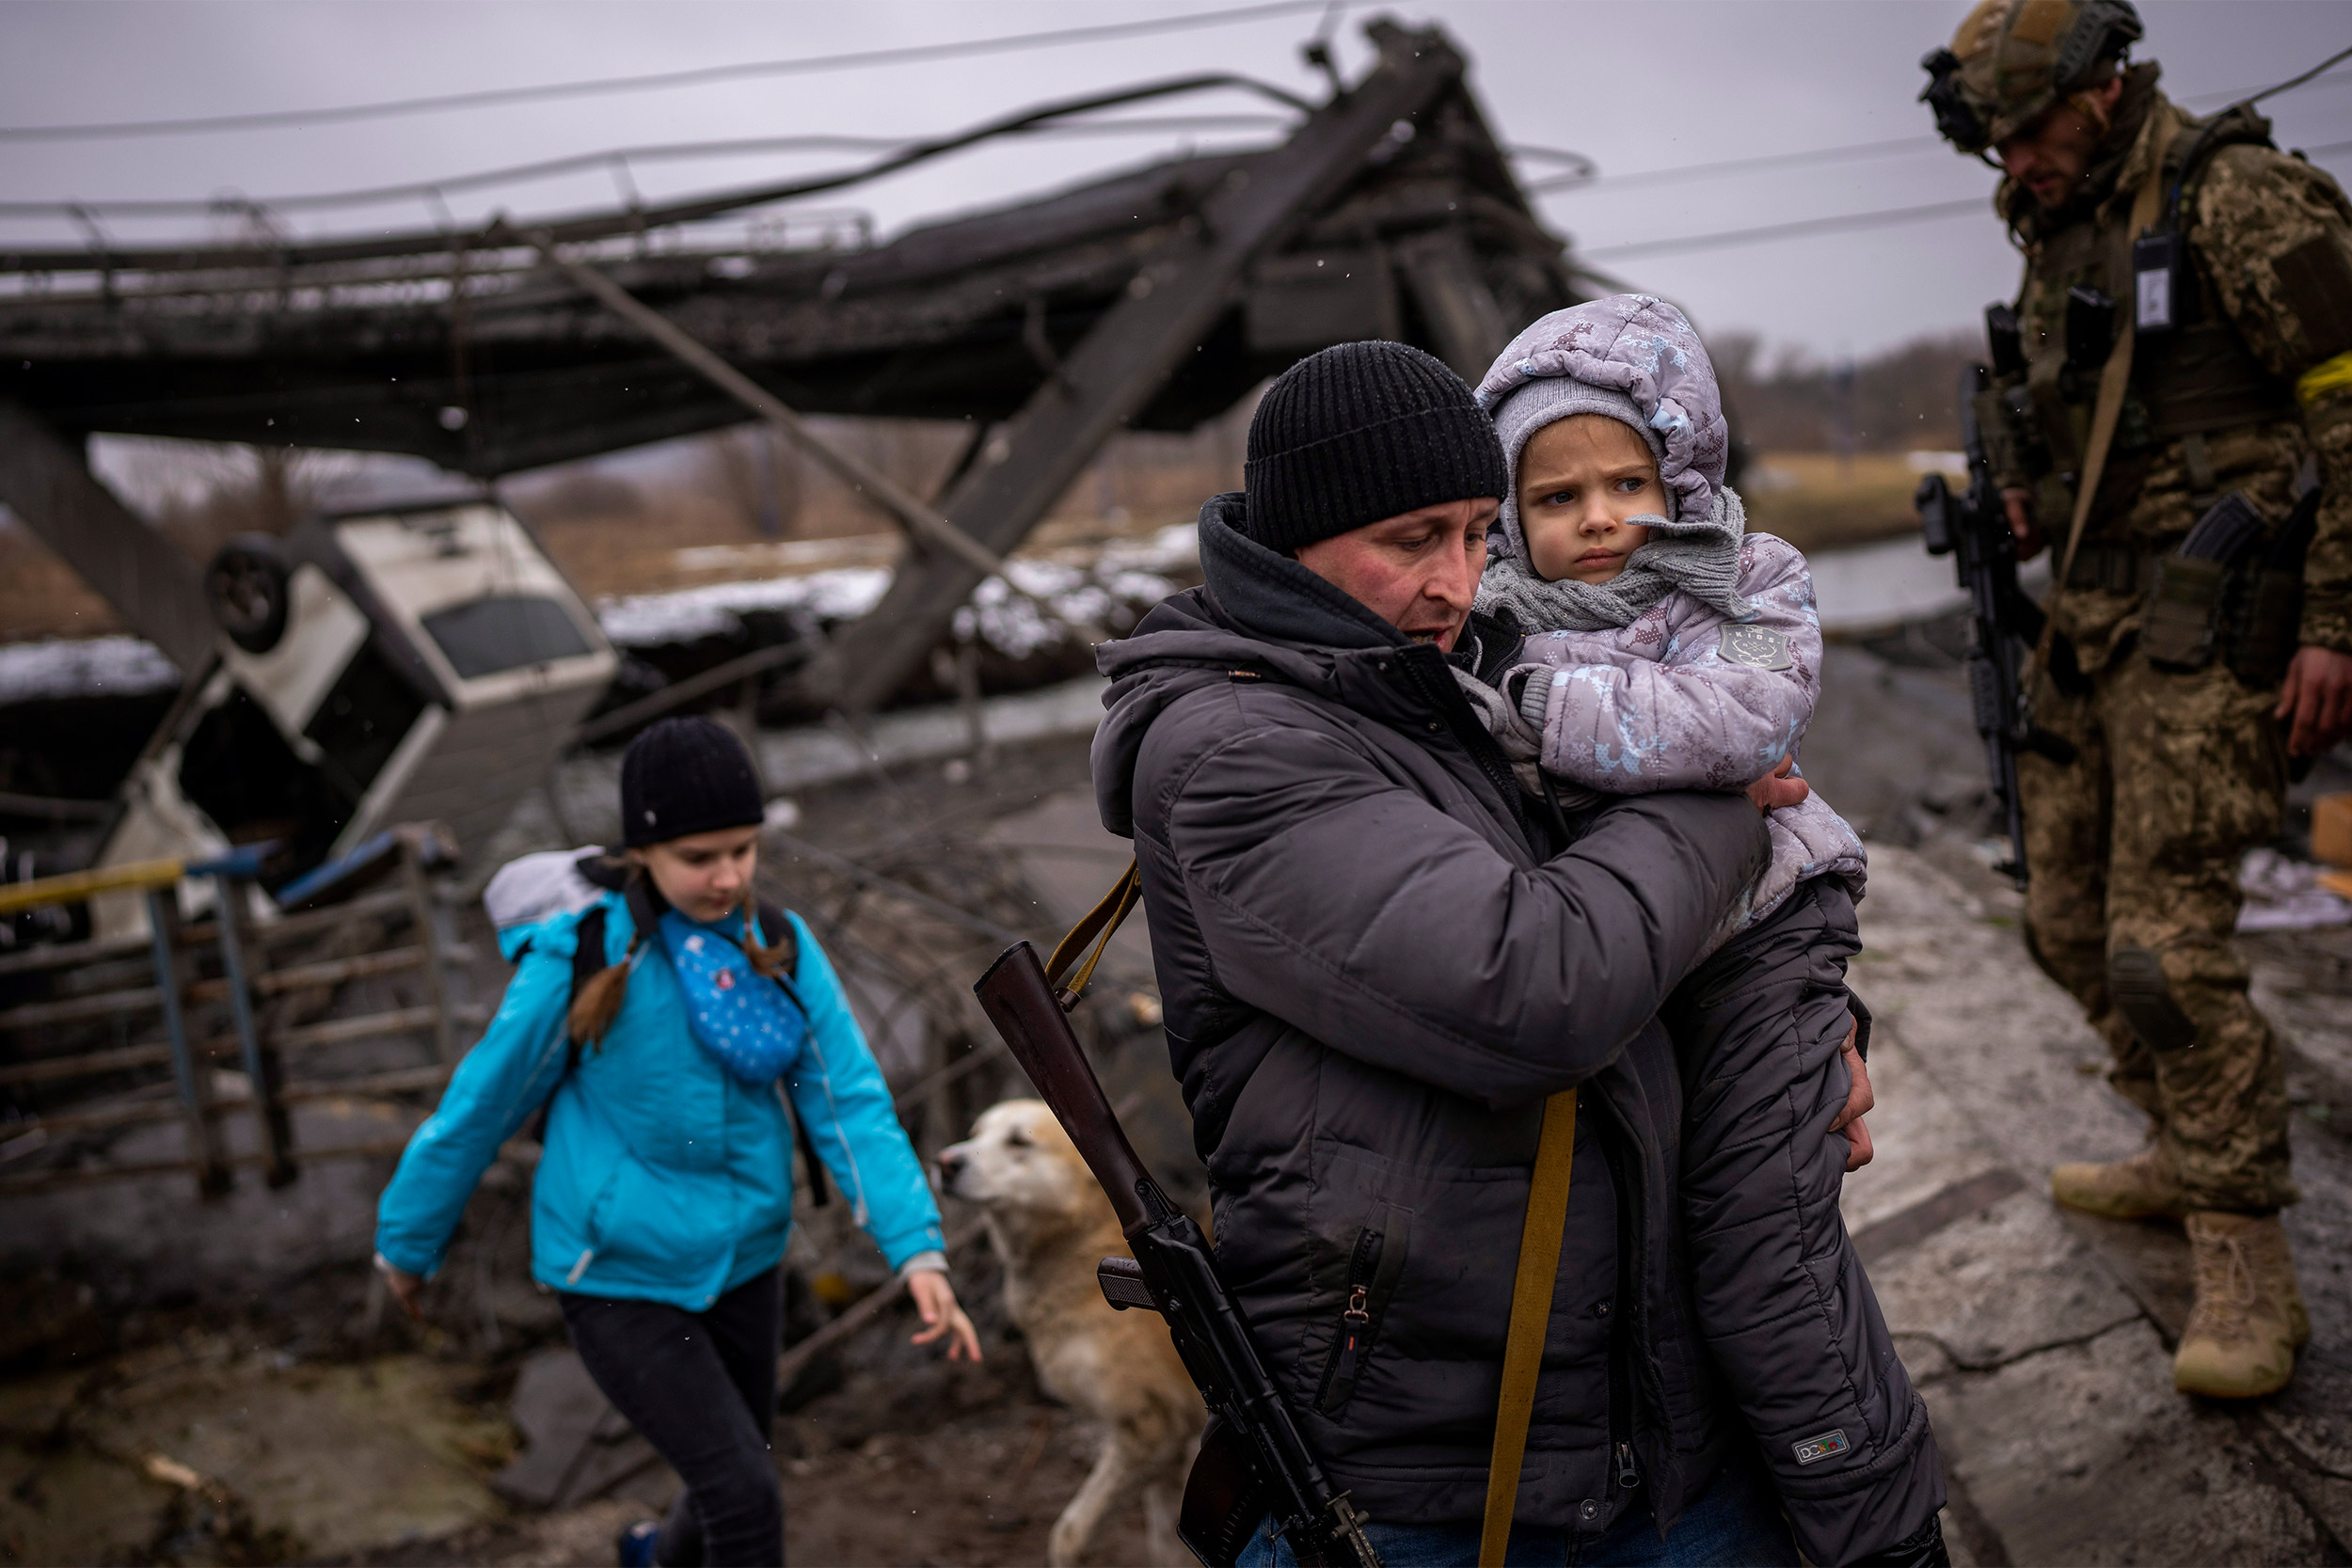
[1312,1205,1412,1416]
[580,1162,628,1259]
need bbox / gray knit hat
[1475,295,1730,565]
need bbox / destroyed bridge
[0,18,1593,717]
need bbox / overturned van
[95,495,616,931]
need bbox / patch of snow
[595,566,891,646]
[1099,522,1200,576]
[0,636,181,704]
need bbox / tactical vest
[2008,102,2296,531]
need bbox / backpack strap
[753,897,829,1211]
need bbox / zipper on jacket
[1396,651,1532,841]
[1596,1114,1642,1493]
[1313,1227,1386,1414]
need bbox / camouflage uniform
[1983,60,2352,1213]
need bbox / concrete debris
[1847,841,2352,1567]
[493,1348,668,1513]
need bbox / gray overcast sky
[1,0,2346,362]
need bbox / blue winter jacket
[375,894,944,1309]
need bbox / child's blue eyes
[1535,479,1647,507]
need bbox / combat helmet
[1920,0,2144,153]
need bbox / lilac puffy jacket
[1508,531,1865,930]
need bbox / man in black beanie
[1089,341,1807,1563]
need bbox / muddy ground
[4,627,2350,1566]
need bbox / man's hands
[2003,488,2046,562]
[1826,1019,1874,1173]
[2277,645,2352,756]
[1746,755,1810,815]
[908,1270,983,1362]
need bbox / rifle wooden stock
[973,939,1383,1568]
[972,941,1153,1232]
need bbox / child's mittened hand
[908,1271,983,1363]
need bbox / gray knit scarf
[1477,485,1753,634]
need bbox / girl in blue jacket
[375,717,976,1568]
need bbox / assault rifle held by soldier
[1915,346,2078,890]
[974,915,1382,1568]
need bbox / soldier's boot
[2173,1212,2307,1400]
[2050,1147,2188,1220]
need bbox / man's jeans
[1235,1448,1800,1568]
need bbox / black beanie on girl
[620,717,765,847]
[1241,340,1510,555]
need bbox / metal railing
[0,827,479,1197]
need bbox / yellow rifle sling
[2035,110,2172,679]
[1043,858,1142,1011]
[1479,1086,1580,1568]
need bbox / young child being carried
[1462,295,1947,1568]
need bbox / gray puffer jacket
[1090,495,1772,1539]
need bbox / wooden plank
[181,887,413,949]
[18,1098,189,1135]
[0,1040,174,1085]
[187,944,422,1002]
[0,985,163,1032]
[0,1138,414,1198]
[277,1064,452,1103]
[266,1005,441,1054]
[188,998,487,1060]
[0,931,150,979]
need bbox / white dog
[938,1100,1204,1567]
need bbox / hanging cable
[0,0,1335,143]
[0,72,1316,273]
[1529,55,2352,198]
[0,116,1299,220]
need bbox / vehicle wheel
[204,534,291,654]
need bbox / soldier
[1921,0,2352,1399]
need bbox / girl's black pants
[562,1268,784,1567]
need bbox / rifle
[974,903,1382,1568]
[1915,360,2078,891]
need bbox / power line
[1533,58,2352,198]
[0,72,1311,274]
[0,120,1598,225]
[1581,198,1991,261]
[0,116,1303,219]
[1581,133,2352,261]
[0,0,1336,144]
[1531,135,1936,197]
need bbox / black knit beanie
[620,716,764,847]
[1242,341,1509,554]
